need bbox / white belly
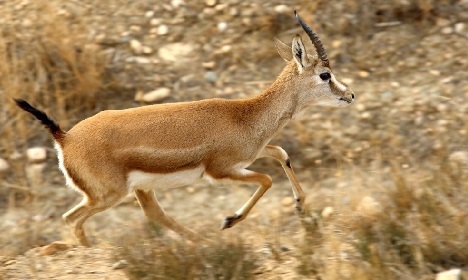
[127,165,205,191]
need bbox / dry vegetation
[1,0,467,279]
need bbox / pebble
[39,241,70,256]
[217,22,228,32]
[130,39,143,54]
[137,88,171,103]
[202,61,215,69]
[204,71,217,83]
[441,27,453,34]
[145,11,155,18]
[171,0,184,8]
[150,18,161,26]
[435,268,462,280]
[454,22,465,34]
[448,151,468,168]
[321,206,334,219]
[358,71,370,78]
[205,0,217,6]
[126,57,151,64]
[26,147,47,163]
[142,46,153,54]
[356,196,382,218]
[274,5,291,14]
[158,43,194,62]
[112,259,129,270]
[157,25,169,35]
[0,158,10,173]
[281,197,294,207]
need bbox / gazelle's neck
[246,63,303,139]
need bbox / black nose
[351,93,355,99]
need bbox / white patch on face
[54,142,83,194]
[127,165,205,191]
[331,74,347,92]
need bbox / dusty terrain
[0,0,467,279]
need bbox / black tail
[13,98,65,141]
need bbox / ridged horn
[294,10,330,67]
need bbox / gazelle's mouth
[339,97,352,103]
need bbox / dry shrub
[114,226,257,280]
[298,157,467,279]
[0,0,110,204]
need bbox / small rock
[441,26,453,34]
[358,71,370,78]
[130,39,143,54]
[202,61,215,69]
[142,46,153,54]
[229,7,239,16]
[204,71,217,83]
[217,22,228,32]
[126,56,151,64]
[150,18,161,26]
[138,88,171,103]
[448,151,468,169]
[274,5,291,14]
[27,147,47,163]
[171,0,184,8]
[454,22,465,34]
[145,11,155,18]
[112,259,129,270]
[435,269,462,280]
[357,196,382,218]
[22,19,32,27]
[321,206,334,219]
[158,43,194,62]
[355,104,366,112]
[281,197,294,207]
[205,0,216,6]
[0,158,10,173]
[39,241,70,256]
[130,25,141,33]
[157,25,169,35]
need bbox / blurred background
[0,0,467,279]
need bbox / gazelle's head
[274,11,355,108]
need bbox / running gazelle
[14,11,355,246]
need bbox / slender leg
[220,170,272,230]
[62,193,123,247]
[257,145,306,214]
[134,189,204,242]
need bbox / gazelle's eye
[319,72,331,81]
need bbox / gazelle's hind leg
[62,191,125,247]
[134,189,204,242]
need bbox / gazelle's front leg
[258,145,306,214]
[220,170,272,230]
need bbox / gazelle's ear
[273,37,292,62]
[292,34,309,73]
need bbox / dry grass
[0,0,111,206]
[114,226,257,280]
[298,156,467,280]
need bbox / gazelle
[14,11,354,246]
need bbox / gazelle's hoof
[221,214,242,230]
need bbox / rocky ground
[1,0,467,279]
